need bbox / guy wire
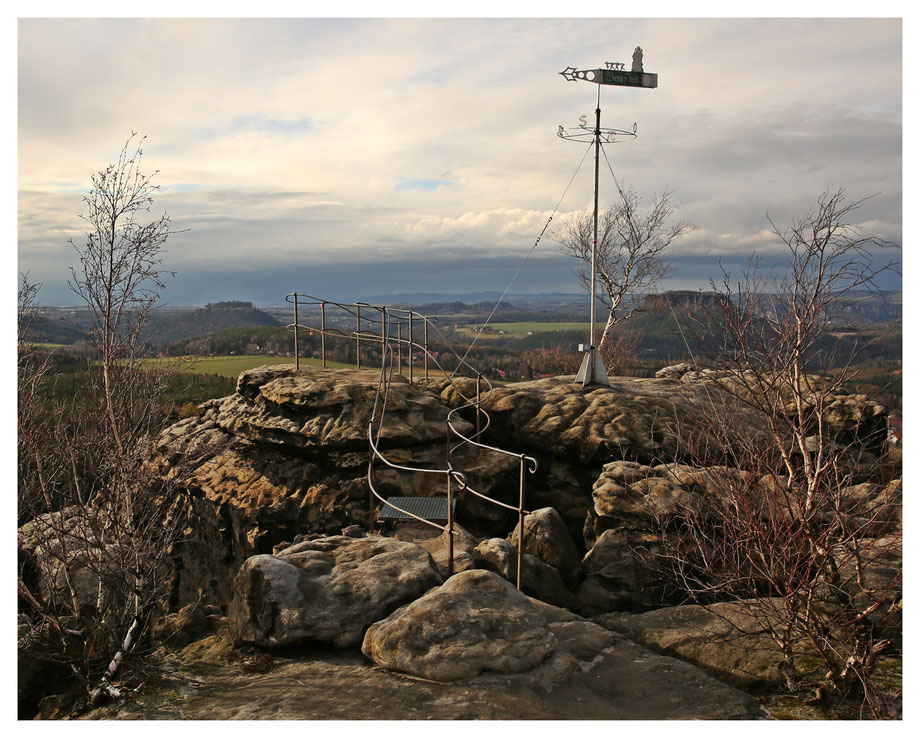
[453,141,595,374]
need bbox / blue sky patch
[394,177,454,192]
[227,115,313,136]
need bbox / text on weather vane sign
[559,46,658,89]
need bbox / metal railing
[285,292,538,588]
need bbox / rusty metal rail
[285,292,537,588]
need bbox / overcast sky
[17,16,903,306]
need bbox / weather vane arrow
[559,47,658,89]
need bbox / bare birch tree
[556,187,692,352]
[18,134,187,713]
[652,189,901,715]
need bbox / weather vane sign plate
[560,47,658,89]
[560,67,658,89]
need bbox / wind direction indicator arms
[557,48,657,387]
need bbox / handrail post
[293,293,300,371]
[356,305,361,369]
[368,459,375,534]
[380,307,386,370]
[517,455,525,591]
[447,472,455,578]
[408,314,414,384]
[397,322,402,376]
[424,318,429,381]
[476,372,482,438]
[321,301,326,368]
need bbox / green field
[456,321,602,339]
[161,355,358,378]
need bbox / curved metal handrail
[284,291,538,588]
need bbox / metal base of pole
[575,347,611,387]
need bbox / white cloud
[17,18,902,304]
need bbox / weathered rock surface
[149,366,480,606]
[655,362,696,380]
[153,603,225,648]
[577,462,751,613]
[224,365,470,450]
[415,523,480,578]
[594,601,790,690]
[361,569,558,681]
[147,366,891,613]
[229,534,442,648]
[18,506,120,611]
[437,375,709,465]
[78,614,765,720]
[574,528,672,615]
[473,537,574,608]
[507,506,584,590]
[585,460,751,545]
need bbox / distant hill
[27,301,282,347]
[145,302,281,345]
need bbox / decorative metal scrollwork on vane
[557,121,638,144]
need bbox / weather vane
[559,46,658,89]
[557,47,658,388]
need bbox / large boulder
[416,523,481,578]
[655,362,695,380]
[228,534,442,648]
[473,537,574,608]
[433,375,779,467]
[361,569,557,681]
[573,528,672,615]
[507,507,583,590]
[584,461,751,545]
[17,506,122,612]
[153,604,224,648]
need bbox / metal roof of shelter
[377,496,454,523]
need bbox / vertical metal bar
[321,302,327,368]
[580,103,602,386]
[591,104,600,353]
[517,455,525,591]
[356,305,361,369]
[476,372,482,438]
[447,473,455,578]
[408,314,414,384]
[293,293,300,371]
[368,462,375,534]
[424,318,429,381]
[380,308,386,370]
[397,322,402,376]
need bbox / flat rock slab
[81,625,765,720]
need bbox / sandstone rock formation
[473,537,574,608]
[594,601,796,691]
[18,507,115,611]
[147,365,891,614]
[77,607,766,720]
[507,506,584,590]
[361,569,557,681]
[574,528,671,615]
[153,603,225,648]
[150,366,483,606]
[229,534,442,648]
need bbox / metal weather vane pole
[558,48,657,387]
